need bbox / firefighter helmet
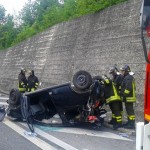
[28,69,34,75]
[109,67,116,74]
[21,68,26,73]
[120,65,131,72]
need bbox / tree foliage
[0,5,6,24]
[0,5,21,49]
[0,0,127,50]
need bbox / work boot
[123,120,135,129]
[108,118,114,125]
[113,122,122,130]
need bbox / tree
[19,0,37,26]
[0,0,128,50]
[75,0,127,16]
[0,15,17,49]
[0,5,6,24]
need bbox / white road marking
[21,123,78,150]
[35,125,133,141]
[57,128,133,141]
[55,127,133,141]
[0,97,9,100]
[3,119,57,150]
[0,102,8,105]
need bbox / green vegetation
[0,0,127,50]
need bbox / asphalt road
[0,123,41,150]
[0,96,136,150]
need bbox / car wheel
[9,89,21,105]
[73,70,92,90]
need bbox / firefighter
[102,75,122,130]
[108,67,124,125]
[27,70,39,92]
[120,65,136,129]
[18,68,27,93]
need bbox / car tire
[9,89,21,105]
[72,70,92,90]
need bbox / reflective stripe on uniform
[128,115,135,120]
[18,82,26,92]
[21,82,25,86]
[106,83,121,103]
[35,83,39,86]
[124,89,130,94]
[126,80,136,102]
[126,98,136,102]
[115,116,122,122]
[120,111,123,115]
[132,80,136,101]
[112,114,115,118]
[31,88,36,92]
[19,88,26,92]
[105,79,110,84]
[34,83,39,88]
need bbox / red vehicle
[144,52,150,122]
[136,0,150,150]
[141,0,150,123]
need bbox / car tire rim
[76,75,87,86]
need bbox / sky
[0,0,30,15]
[0,0,64,15]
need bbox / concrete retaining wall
[0,0,145,121]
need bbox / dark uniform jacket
[113,74,124,93]
[18,73,27,92]
[121,74,136,102]
[27,75,39,92]
[103,77,121,104]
